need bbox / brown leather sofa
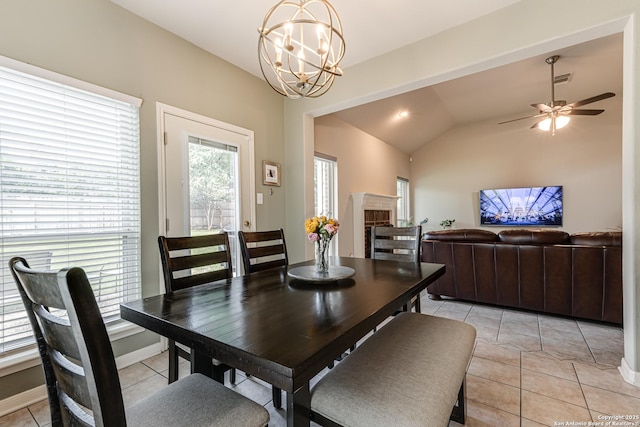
[421,229,622,324]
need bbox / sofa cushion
[498,229,570,244]
[570,231,622,247]
[422,228,497,242]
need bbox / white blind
[0,61,141,353]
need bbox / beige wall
[0,0,284,400]
[411,106,623,234]
[314,115,411,257]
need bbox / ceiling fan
[498,55,615,135]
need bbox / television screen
[479,186,563,226]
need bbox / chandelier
[258,0,346,99]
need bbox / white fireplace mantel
[351,192,399,258]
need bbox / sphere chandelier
[258,0,346,99]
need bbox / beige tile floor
[2,295,638,427]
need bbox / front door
[160,107,255,276]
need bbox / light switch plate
[257,193,264,204]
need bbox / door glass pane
[188,136,240,275]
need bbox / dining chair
[237,228,287,408]
[9,257,269,427]
[370,225,423,312]
[158,233,236,384]
[237,228,288,274]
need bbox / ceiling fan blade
[567,109,605,116]
[531,103,551,112]
[498,113,546,125]
[568,92,615,108]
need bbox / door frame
[156,102,256,287]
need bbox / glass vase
[315,239,330,273]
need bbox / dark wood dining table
[120,256,445,427]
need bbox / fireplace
[351,192,398,258]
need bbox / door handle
[243,220,251,228]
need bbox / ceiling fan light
[538,117,552,131]
[556,115,570,129]
[538,115,571,132]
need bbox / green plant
[440,219,455,228]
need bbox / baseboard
[619,357,640,387]
[0,343,162,418]
[115,342,163,370]
[0,385,47,418]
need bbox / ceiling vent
[554,72,572,85]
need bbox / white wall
[314,115,411,257]
[412,109,622,234]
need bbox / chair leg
[272,387,282,409]
[168,340,178,384]
[230,368,236,383]
[450,378,466,424]
[414,294,421,313]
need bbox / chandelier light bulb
[258,0,346,99]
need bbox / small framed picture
[262,161,281,186]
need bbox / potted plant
[440,219,455,229]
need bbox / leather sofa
[421,229,622,324]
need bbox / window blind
[0,60,142,354]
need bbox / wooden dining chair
[237,228,288,274]
[8,257,269,427]
[237,228,287,408]
[158,233,236,384]
[371,225,423,312]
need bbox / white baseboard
[0,343,162,418]
[619,357,640,387]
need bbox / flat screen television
[479,186,563,226]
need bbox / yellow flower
[305,218,319,234]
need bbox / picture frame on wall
[263,160,281,186]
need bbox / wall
[0,0,284,401]
[314,115,411,257]
[411,107,623,234]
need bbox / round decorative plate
[287,265,355,282]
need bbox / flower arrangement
[305,215,339,272]
[305,215,339,242]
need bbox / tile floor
[2,294,638,427]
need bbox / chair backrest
[237,229,288,274]
[9,257,126,427]
[158,233,233,292]
[370,225,422,263]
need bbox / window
[0,57,142,355]
[397,177,410,226]
[314,153,337,218]
[314,153,338,254]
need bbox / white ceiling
[110,0,623,154]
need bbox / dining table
[120,256,445,427]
